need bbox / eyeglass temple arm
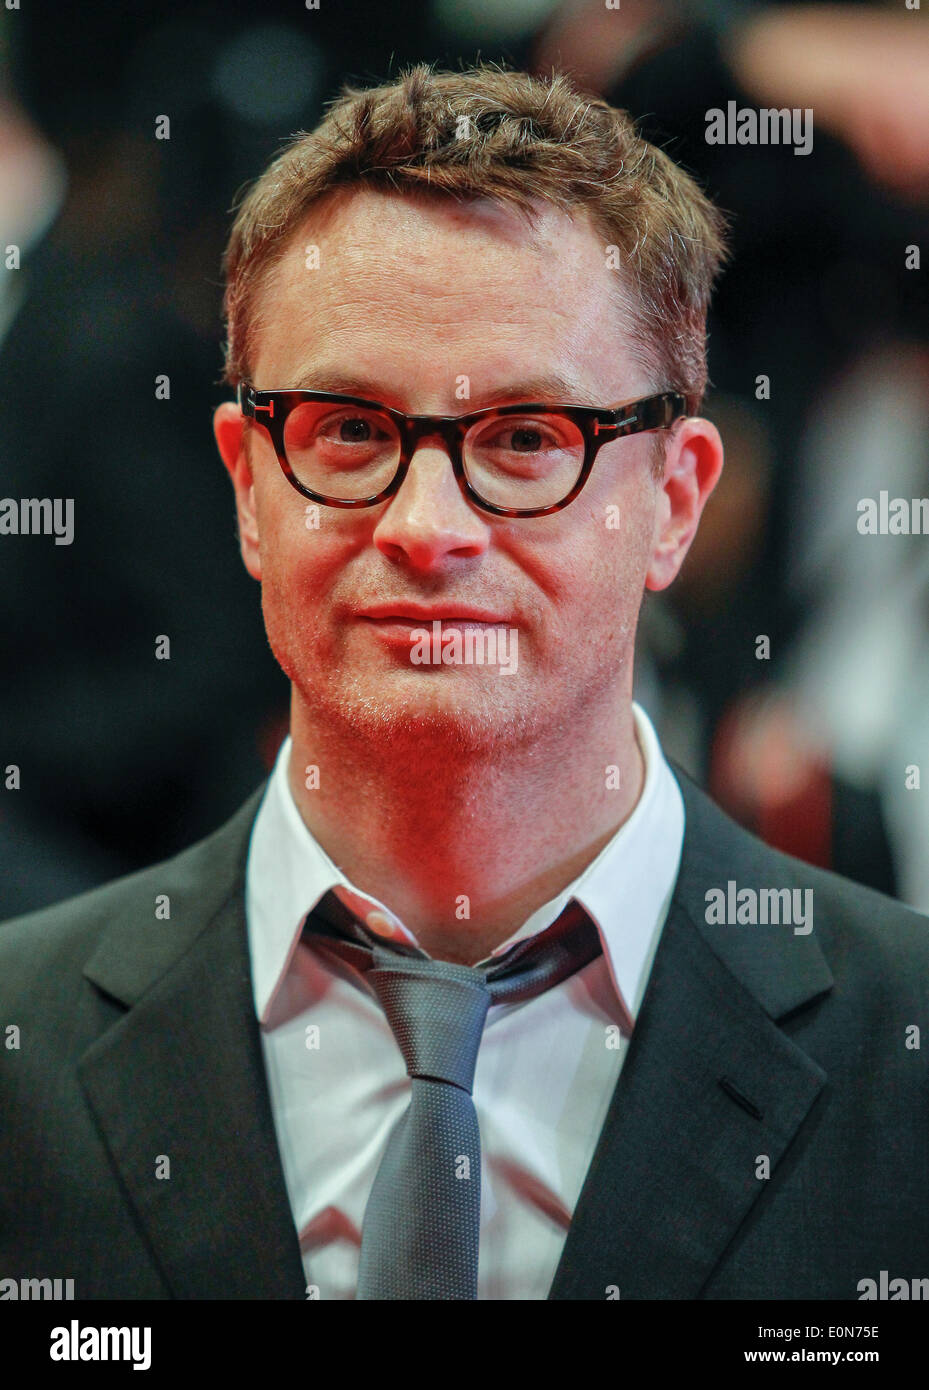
[238,383,276,419]
[594,392,687,437]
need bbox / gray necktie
[302,891,603,1300]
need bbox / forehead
[250,187,644,403]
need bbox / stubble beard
[268,592,638,775]
[294,659,548,763]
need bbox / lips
[357,605,509,624]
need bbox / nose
[371,435,490,571]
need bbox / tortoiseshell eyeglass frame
[236,382,687,519]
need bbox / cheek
[601,472,660,582]
[255,506,361,653]
[544,478,656,611]
[253,483,328,592]
[259,535,325,621]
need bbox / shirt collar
[246,701,684,1027]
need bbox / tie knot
[302,892,603,1094]
[368,950,491,1093]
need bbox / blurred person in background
[535,0,929,905]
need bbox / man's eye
[477,420,565,454]
[496,426,548,453]
[319,413,390,445]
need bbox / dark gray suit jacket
[1,764,927,1299]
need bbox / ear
[213,400,261,582]
[645,418,724,592]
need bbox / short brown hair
[220,61,731,419]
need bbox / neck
[286,689,646,965]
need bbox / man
[1,62,927,1302]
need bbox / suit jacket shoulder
[669,758,929,1009]
[0,783,266,1003]
[0,780,308,1301]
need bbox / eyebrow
[286,368,598,408]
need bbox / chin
[295,667,543,756]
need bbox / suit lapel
[77,785,306,1299]
[549,763,833,1299]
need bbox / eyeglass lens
[281,401,587,508]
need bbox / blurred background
[1,0,927,918]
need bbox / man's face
[215,187,715,755]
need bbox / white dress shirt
[245,700,685,1299]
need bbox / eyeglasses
[237,382,686,518]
